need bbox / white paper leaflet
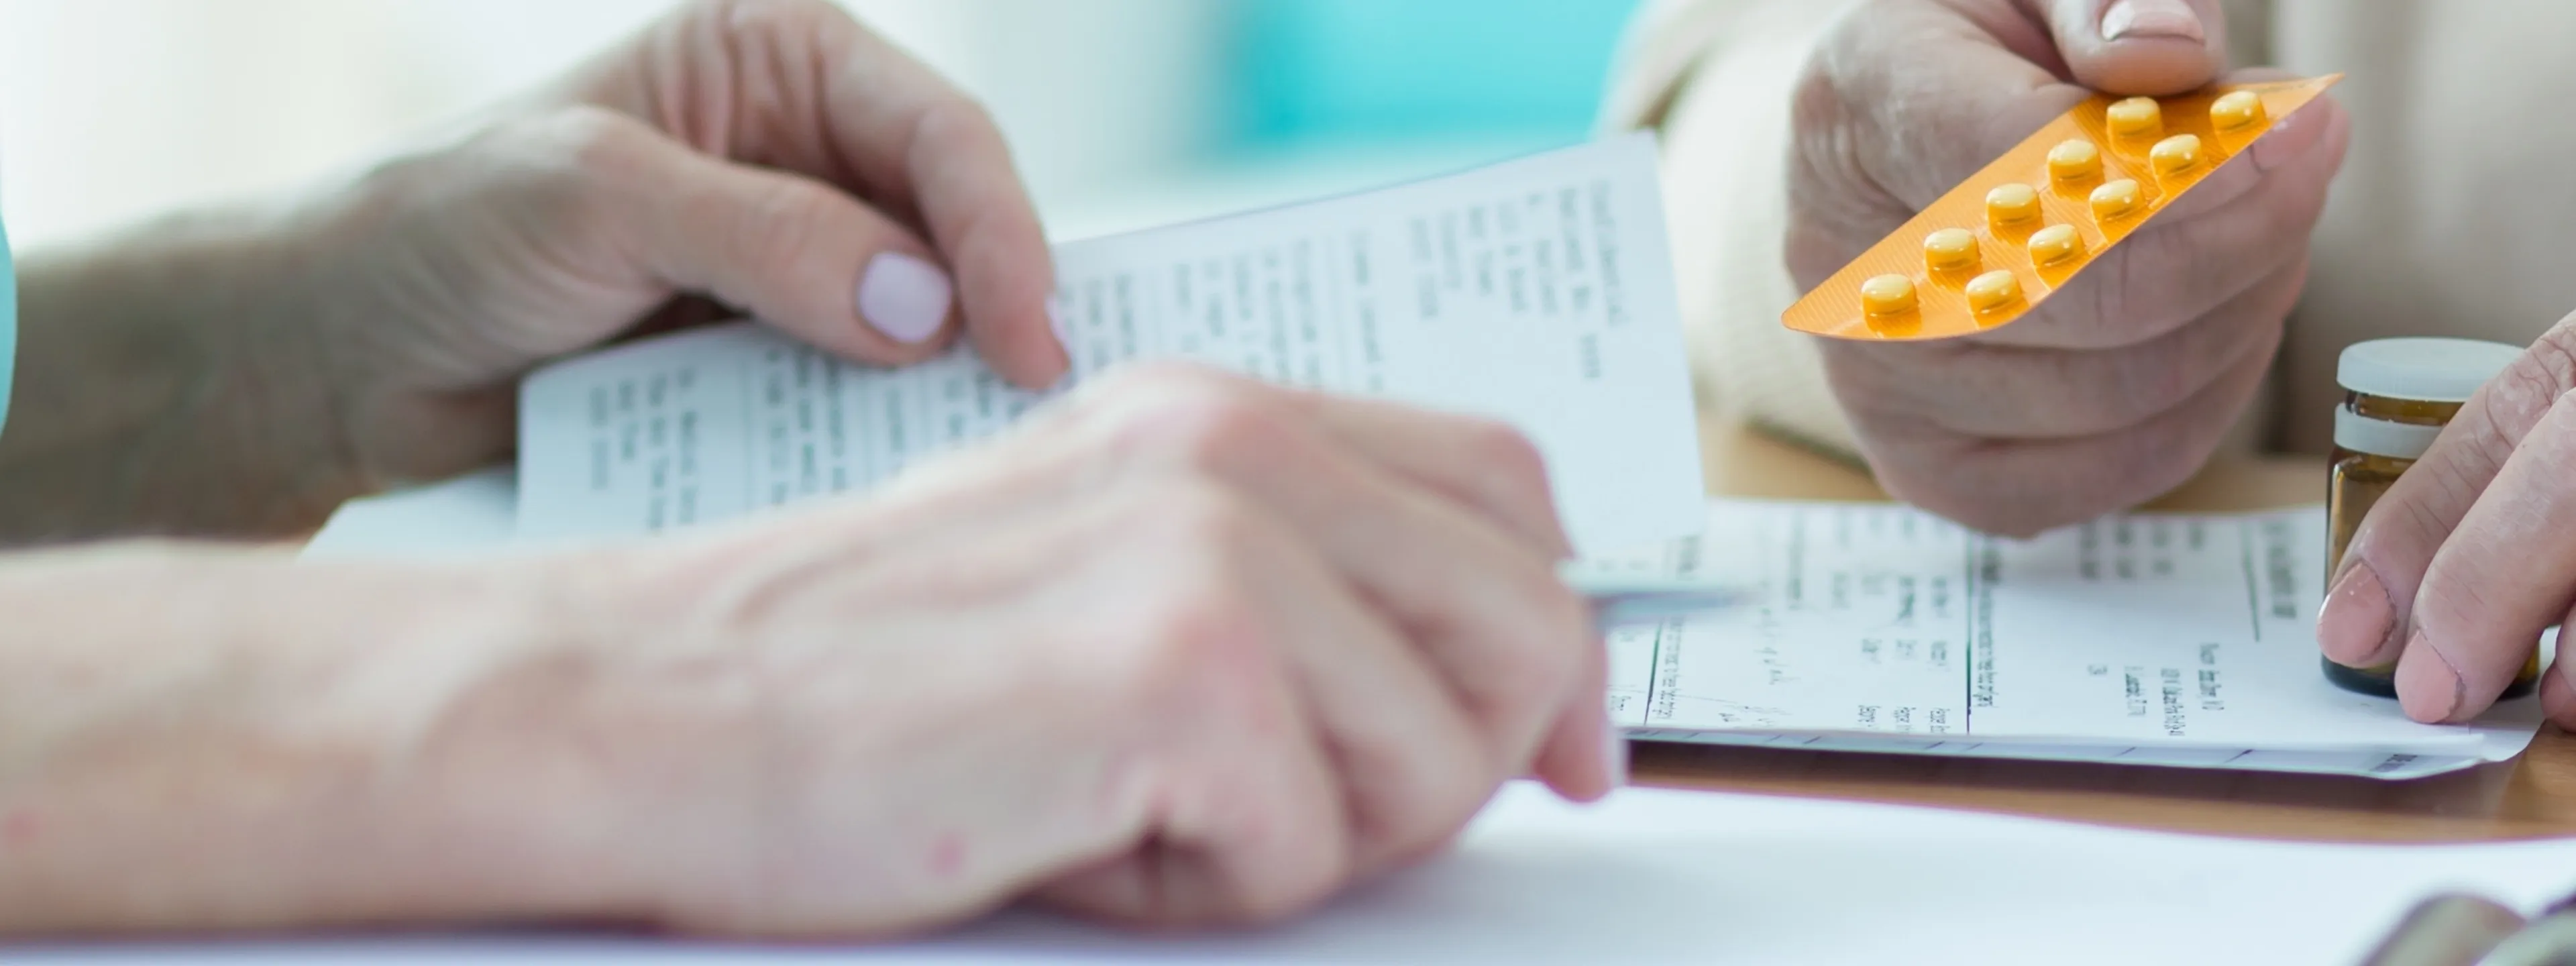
[1603,499,2544,779]
[514,134,1704,558]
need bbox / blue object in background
[1225,0,1644,152]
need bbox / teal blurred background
[1227,0,1643,153]
[1044,0,1651,239]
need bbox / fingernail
[2100,0,2203,42]
[2395,628,2465,723]
[2317,564,2393,665]
[856,252,953,345]
[1601,714,1630,790]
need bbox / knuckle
[689,0,833,34]
[1786,56,1848,141]
[1085,359,1235,407]
[530,104,653,179]
[1099,373,1293,473]
[720,176,837,268]
[908,94,1006,159]
[901,96,1011,220]
[1148,477,1267,557]
[463,106,651,227]
[1110,487,1281,701]
[1124,593,1268,704]
[2483,327,2576,446]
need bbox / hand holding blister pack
[1783,76,2341,341]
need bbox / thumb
[604,113,963,366]
[2042,0,2229,95]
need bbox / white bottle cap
[2337,337,2524,402]
[2335,403,2443,460]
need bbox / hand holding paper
[514,134,1705,559]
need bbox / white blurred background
[0,0,1645,249]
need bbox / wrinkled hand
[1786,0,2349,535]
[523,364,1617,937]
[297,0,1063,485]
[2315,315,2576,727]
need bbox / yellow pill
[2106,97,2161,138]
[1965,270,2023,314]
[2089,178,2143,221]
[1923,228,1980,273]
[1860,274,1917,316]
[2047,140,2102,184]
[1986,182,2041,229]
[2027,224,2084,266]
[2210,91,2267,133]
[2150,133,2204,179]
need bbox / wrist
[0,204,371,537]
[335,546,678,927]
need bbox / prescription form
[1596,500,2543,780]
[516,134,1705,559]
[498,136,2538,781]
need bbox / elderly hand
[2315,315,2576,727]
[0,364,1615,937]
[1786,0,2349,535]
[471,364,1615,936]
[290,0,1063,487]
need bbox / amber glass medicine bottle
[2322,337,2530,698]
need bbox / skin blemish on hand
[929,833,965,879]
[3,810,38,847]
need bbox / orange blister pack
[1781,74,2341,341]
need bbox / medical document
[1604,500,2544,779]
[515,134,1705,557]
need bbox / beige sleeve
[1601,0,1864,462]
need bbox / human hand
[2314,317,2576,727]
[496,364,1616,937]
[290,0,1061,486]
[1785,0,2349,535]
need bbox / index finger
[805,23,1067,388]
[2318,321,2576,704]
[572,1,1069,387]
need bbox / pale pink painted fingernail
[857,252,953,345]
[2317,564,2394,666]
[2100,0,2203,42]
